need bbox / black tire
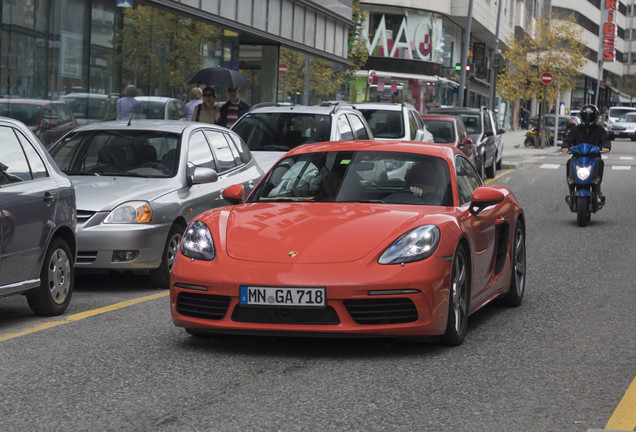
[576,196,591,227]
[496,151,502,170]
[439,244,470,346]
[485,152,496,178]
[26,237,74,316]
[501,222,525,307]
[149,223,185,289]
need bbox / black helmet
[580,104,599,127]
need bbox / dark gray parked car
[49,120,263,288]
[430,106,504,178]
[0,116,77,315]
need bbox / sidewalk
[500,128,561,170]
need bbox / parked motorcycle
[565,143,604,227]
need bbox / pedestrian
[185,87,203,121]
[192,86,220,124]
[519,106,529,129]
[217,87,251,128]
[116,84,142,120]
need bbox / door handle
[43,192,55,203]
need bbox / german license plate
[240,286,326,307]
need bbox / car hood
[222,202,444,264]
[71,176,179,211]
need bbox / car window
[0,125,33,183]
[455,155,482,205]
[51,130,179,177]
[458,114,481,134]
[188,130,216,171]
[408,111,418,140]
[16,131,48,179]
[250,150,451,206]
[337,115,354,140]
[228,133,252,164]
[423,120,454,143]
[482,111,493,135]
[359,109,404,138]
[456,120,468,141]
[55,104,72,125]
[347,114,369,140]
[204,130,236,172]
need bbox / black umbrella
[186,66,250,88]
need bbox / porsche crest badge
[288,251,298,258]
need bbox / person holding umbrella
[217,87,250,128]
[192,86,220,124]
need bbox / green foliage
[498,13,586,104]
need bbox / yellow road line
[605,376,636,430]
[0,291,169,342]
[484,168,515,184]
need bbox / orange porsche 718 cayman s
[170,140,526,345]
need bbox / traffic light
[455,63,474,76]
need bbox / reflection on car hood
[224,202,443,264]
[71,176,179,211]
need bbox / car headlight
[180,221,215,261]
[576,166,592,181]
[378,225,441,265]
[103,201,153,224]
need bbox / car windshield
[422,120,454,143]
[248,150,452,206]
[610,108,636,119]
[138,101,166,119]
[50,130,181,178]
[0,103,41,126]
[618,113,636,122]
[358,109,405,138]
[232,112,331,152]
[450,113,481,134]
[60,95,113,122]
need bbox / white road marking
[612,165,631,170]
[539,164,561,169]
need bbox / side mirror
[189,167,218,186]
[222,184,245,205]
[497,128,506,135]
[484,130,494,138]
[415,129,426,142]
[469,187,505,216]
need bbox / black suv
[429,106,504,178]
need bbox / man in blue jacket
[218,87,250,128]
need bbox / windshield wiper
[64,170,101,176]
[97,171,151,178]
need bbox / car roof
[430,107,482,114]
[135,96,179,103]
[246,104,360,116]
[68,119,220,133]
[60,93,111,99]
[284,139,459,159]
[421,114,459,122]
[352,102,414,112]
[0,98,62,106]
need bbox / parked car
[609,112,636,140]
[48,120,263,288]
[528,114,577,142]
[353,102,434,142]
[569,109,581,124]
[60,93,118,125]
[421,113,477,168]
[0,116,77,315]
[430,106,503,178]
[170,140,526,345]
[135,96,186,120]
[0,99,79,148]
[231,103,373,172]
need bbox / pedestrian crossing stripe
[536,164,632,170]
[612,166,631,170]
[539,164,560,169]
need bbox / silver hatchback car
[1,116,77,315]
[49,120,263,288]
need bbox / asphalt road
[1,138,635,432]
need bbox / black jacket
[562,124,611,151]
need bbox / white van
[608,106,636,127]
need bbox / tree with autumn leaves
[498,13,586,146]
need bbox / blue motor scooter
[565,143,604,227]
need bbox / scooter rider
[561,104,611,203]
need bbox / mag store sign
[362,11,445,64]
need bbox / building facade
[549,0,629,112]
[0,0,354,109]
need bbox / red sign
[601,0,618,61]
[368,70,376,85]
[278,64,288,75]
[541,72,553,85]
